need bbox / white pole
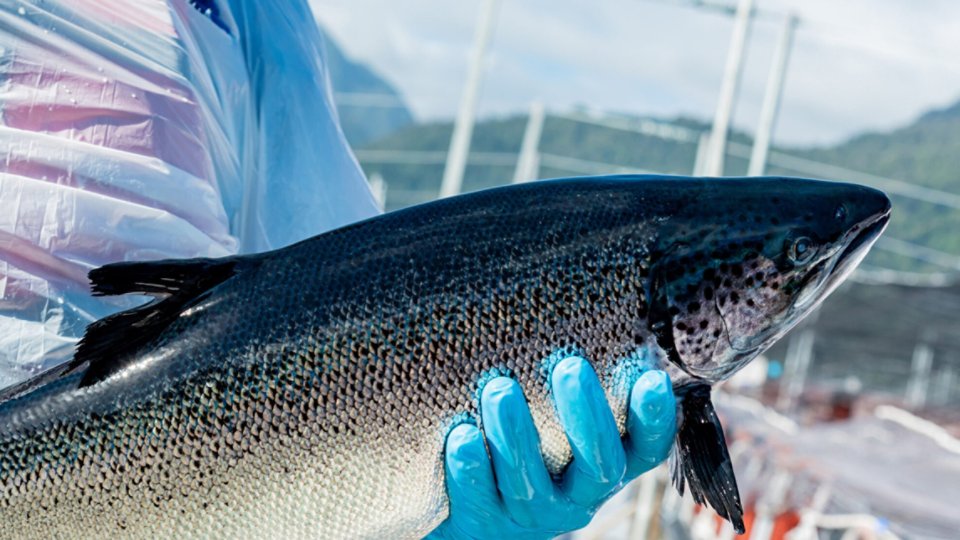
[704,0,754,177]
[628,471,659,540]
[678,490,696,525]
[368,173,387,212]
[792,484,833,540]
[748,13,797,176]
[660,472,682,520]
[905,342,934,409]
[439,0,501,198]
[750,470,792,540]
[513,101,545,183]
[935,366,954,406]
[693,131,711,175]
[777,327,816,413]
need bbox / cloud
[311,0,960,145]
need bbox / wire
[632,0,791,22]
[334,92,410,109]
[874,237,960,271]
[725,142,960,211]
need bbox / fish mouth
[837,209,890,268]
[793,204,891,313]
[826,206,891,285]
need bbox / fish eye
[788,236,816,264]
[834,204,847,222]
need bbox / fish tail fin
[669,383,745,534]
[75,257,251,387]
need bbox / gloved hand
[427,356,677,539]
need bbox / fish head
[650,177,891,383]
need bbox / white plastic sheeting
[0,0,379,385]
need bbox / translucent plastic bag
[0,0,378,386]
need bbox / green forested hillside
[357,101,960,274]
[796,103,960,271]
[801,102,960,192]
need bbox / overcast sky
[310,0,960,146]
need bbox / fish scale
[0,175,890,539]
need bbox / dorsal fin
[72,257,247,387]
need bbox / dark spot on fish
[703,268,716,281]
[744,277,754,287]
[699,320,708,329]
[688,302,701,312]
[771,282,780,290]
[746,299,755,307]
[704,287,714,300]
[676,322,687,331]
[731,265,743,277]
[730,291,740,304]
[669,306,681,316]
[713,329,722,338]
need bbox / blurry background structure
[312,1,959,538]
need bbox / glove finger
[480,377,564,530]
[624,370,677,479]
[442,423,505,534]
[552,356,627,508]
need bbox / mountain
[321,30,415,147]
[356,100,960,273]
[800,101,960,192]
[792,101,960,271]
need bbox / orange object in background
[771,510,801,539]
[706,502,798,539]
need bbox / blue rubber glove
[427,356,677,539]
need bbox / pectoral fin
[669,383,744,534]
